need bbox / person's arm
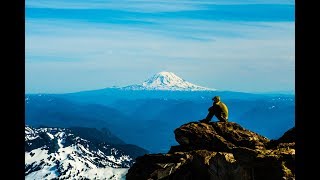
[220,103,228,120]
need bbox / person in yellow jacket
[200,96,228,123]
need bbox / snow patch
[47,133,54,139]
[122,71,216,91]
[25,126,134,179]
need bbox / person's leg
[206,113,214,121]
[204,111,214,122]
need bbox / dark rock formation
[173,122,269,152]
[126,122,295,180]
[267,127,295,149]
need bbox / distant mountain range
[25,95,294,153]
[25,126,148,179]
[25,71,295,154]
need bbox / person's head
[212,96,221,103]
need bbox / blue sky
[26,0,294,93]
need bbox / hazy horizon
[26,0,294,93]
[25,70,295,95]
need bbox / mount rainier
[121,71,216,91]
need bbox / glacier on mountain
[122,71,216,91]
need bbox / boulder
[174,122,269,152]
[126,121,295,180]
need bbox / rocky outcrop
[126,122,295,180]
[267,127,295,149]
[173,122,269,152]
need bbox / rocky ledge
[126,122,295,180]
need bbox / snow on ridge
[46,132,54,139]
[25,146,129,180]
[25,126,134,180]
[121,71,216,91]
[25,126,39,141]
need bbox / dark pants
[205,111,228,122]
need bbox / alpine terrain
[25,126,148,180]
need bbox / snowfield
[25,126,134,179]
[122,71,216,91]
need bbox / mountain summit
[122,71,216,91]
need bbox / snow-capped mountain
[122,71,216,91]
[25,126,147,180]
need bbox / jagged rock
[267,127,295,149]
[207,152,252,180]
[174,122,235,152]
[277,127,295,143]
[168,145,195,154]
[192,150,252,180]
[126,153,193,180]
[126,122,295,180]
[126,150,252,180]
[232,146,295,180]
[210,122,269,150]
[174,122,269,152]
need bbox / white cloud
[26,19,294,61]
[26,18,294,93]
